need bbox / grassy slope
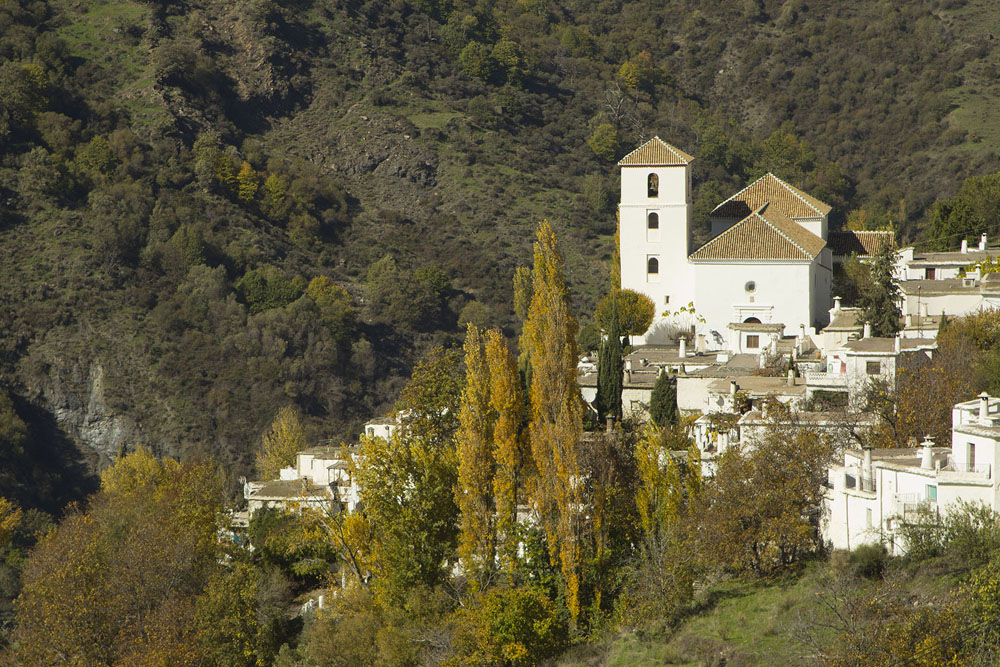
[556,558,967,667]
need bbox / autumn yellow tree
[523,220,584,624]
[486,328,525,574]
[256,406,307,479]
[12,449,224,665]
[456,324,498,589]
[456,325,526,589]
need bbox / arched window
[647,257,659,274]
[647,212,659,229]
[743,316,761,324]
[647,173,659,198]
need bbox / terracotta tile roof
[690,204,826,262]
[710,173,832,219]
[827,230,894,257]
[617,136,694,166]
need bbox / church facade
[618,137,834,352]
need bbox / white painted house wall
[692,261,814,344]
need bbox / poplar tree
[523,220,585,625]
[456,324,497,589]
[485,328,525,574]
[595,295,623,425]
[256,406,307,479]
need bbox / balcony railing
[804,371,847,387]
[845,473,876,493]
[944,457,992,477]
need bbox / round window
[745,280,756,293]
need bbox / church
[618,136,838,353]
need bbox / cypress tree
[595,294,623,425]
[649,370,678,427]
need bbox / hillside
[3,0,1000,490]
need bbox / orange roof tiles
[710,173,832,219]
[690,204,826,262]
[617,136,694,166]
[827,230,894,257]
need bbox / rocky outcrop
[24,359,141,471]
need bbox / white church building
[618,137,834,351]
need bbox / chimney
[920,302,929,318]
[920,436,935,470]
[730,380,738,397]
[787,369,795,386]
[981,233,988,251]
[894,335,901,353]
[979,392,991,425]
[862,446,873,481]
[761,399,768,419]
[962,239,969,253]
[863,322,872,338]
[697,333,706,354]
[833,296,842,313]
[625,359,632,372]
[678,337,687,359]
[905,313,913,327]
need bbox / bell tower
[617,137,695,343]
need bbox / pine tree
[859,243,902,337]
[595,294,623,425]
[523,220,584,625]
[455,324,497,590]
[649,370,678,427]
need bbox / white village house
[823,393,1000,555]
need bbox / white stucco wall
[692,261,814,346]
[620,165,696,345]
[902,292,982,317]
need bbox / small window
[926,484,937,502]
[647,173,659,198]
[745,280,756,293]
[647,257,659,274]
[647,211,659,229]
[746,335,759,349]
[866,361,882,375]
[969,442,976,469]
[926,267,936,280]
[664,295,670,305]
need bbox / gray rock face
[29,360,140,471]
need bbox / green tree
[256,406,307,479]
[353,348,463,604]
[594,288,656,345]
[649,371,678,427]
[523,220,584,625]
[195,562,290,667]
[587,123,619,162]
[595,295,623,425]
[858,243,902,337]
[450,587,567,666]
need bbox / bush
[849,543,889,579]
